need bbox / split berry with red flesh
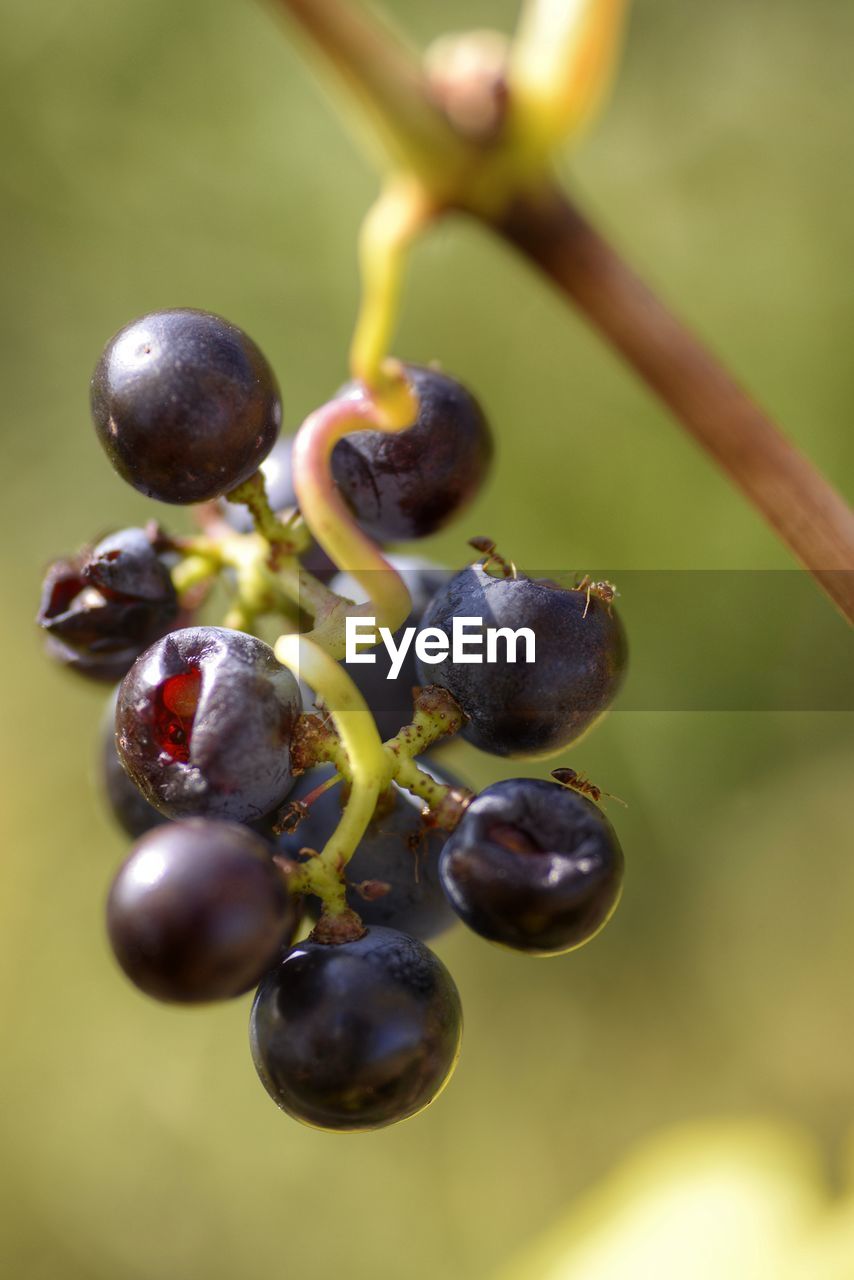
[100,688,169,838]
[249,927,462,1130]
[331,364,493,541]
[275,760,461,941]
[439,778,624,955]
[37,527,179,682]
[107,819,300,1002]
[416,563,627,757]
[116,626,302,823]
[91,309,281,504]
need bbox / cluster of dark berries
[39,308,627,1131]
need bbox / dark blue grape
[249,926,462,1129]
[107,819,300,1002]
[416,563,627,757]
[439,778,624,954]
[91,309,281,504]
[331,364,492,541]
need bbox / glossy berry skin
[276,761,460,941]
[416,563,627,757]
[116,626,301,823]
[100,689,169,838]
[333,557,450,739]
[220,435,336,581]
[37,528,179,682]
[439,778,623,955]
[331,364,492,541]
[91,309,281,504]
[107,819,299,1002]
[250,927,462,1130]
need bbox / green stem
[226,472,307,551]
[275,633,393,915]
[171,552,218,596]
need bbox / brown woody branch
[495,183,854,621]
[267,0,854,624]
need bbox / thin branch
[262,0,854,623]
[267,0,466,184]
[495,181,854,621]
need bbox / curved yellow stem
[350,176,435,400]
[509,0,630,155]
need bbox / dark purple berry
[107,819,300,1002]
[440,778,623,955]
[250,927,462,1130]
[331,364,492,541]
[91,309,281,504]
[99,688,169,838]
[334,557,450,738]
[416,563,627,757]
[37,528,179,682]
[276,761,460,940]
[116,626,302,823]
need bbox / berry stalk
[275,633,393,917]
[350,176,434,393]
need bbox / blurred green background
[1,0,853,1276]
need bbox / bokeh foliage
[1,1,852,1277]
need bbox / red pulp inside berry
[155,667,202,763]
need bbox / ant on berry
[468,535,517,579]
[573,574,618,619]
[551,767,626,809]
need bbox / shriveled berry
[250,927,462,1130]
[439,778,624,954]
[116,626,302,822]
[91,309,281,503]
[416,563,627,756]
[37,528,179,682]
[331,364,492,541]
[107,819,300,1002]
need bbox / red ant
[551,767,626,808]
[468,536,517,580]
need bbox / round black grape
[91,309,281,504]
[439,778,624,954]
[108,819,300,1002]
[416,563,627,757]
[331,364,492,541]
[250,926,462,1129]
